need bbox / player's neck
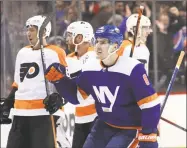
[32,39,48,50]
[102,53,119,67]
[76,46,89,58]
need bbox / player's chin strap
[72,35,84,54]
[102,44,119,65]
[32,34,47,49]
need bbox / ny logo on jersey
[20,62,39,82]
[93,86,120,112]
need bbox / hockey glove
[43,93,65,115]
[138,128,158,148]
[0,98,14,124]
[45,63,66,83]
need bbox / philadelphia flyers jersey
[65,47,99,123]
[10,45,66,117]
[117,40,150,75]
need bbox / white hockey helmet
[126,13,151,35]
[26,15,52,38]
[66,21,94,45]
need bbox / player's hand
[45,63,66,83]
[138,129,158,148]
[43,93,66,115]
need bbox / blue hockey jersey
[55,56,160,130]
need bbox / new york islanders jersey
[65,47,98,123]
[56,55,160,130]
[10,45,66,117]
[117,40,150,74]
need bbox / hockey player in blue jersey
[44,25,160,148]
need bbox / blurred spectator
[156,12,175,88]
[56,0,66,21]
[82,1,99,22]
[118,4,131,37]
[107,14,123,26]
[90,1,112,31]
[48,36,69,54]
[115,2,125,16]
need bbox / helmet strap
[102,43,118,66]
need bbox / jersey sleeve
[130,63,160,130]
[54,72,91,105]
[46,45,67,67]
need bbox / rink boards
[1,94,186,148]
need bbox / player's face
[26,26,38,46]
[95,38,110,60]
[66,32,73,45]
[141,26,152,38]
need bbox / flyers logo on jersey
[20,62,39,82]
[143,74,150,85]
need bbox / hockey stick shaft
[161,117,187,132]
[130,5,144,57]
[39,12,58,148]
[160,51,185,115]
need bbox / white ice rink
[1,94,186,148]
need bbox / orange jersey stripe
[137,93,158,106]
[14,99,64,111]
[116,40,132,56]
[75,104,96,117]
[67,52,76,57]
[46,45,67,66]
[67,46,94,58]
[14,99,45,109]
[106,122,142,130]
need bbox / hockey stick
[159,51,186,133]
[39,12,58,148]
[130,5,144,57]
[160,51,185,115]
[161,117,187,132]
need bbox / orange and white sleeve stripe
[137,93,160,110]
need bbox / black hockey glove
[0,98,14,124]
[0,87,17,124]
[43,93,66,115]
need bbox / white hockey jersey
[65,47,98,123]
[10,45,67,117]
[117,40,150,75]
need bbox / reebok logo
[20,62,39,82]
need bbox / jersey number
[93,86,120,112]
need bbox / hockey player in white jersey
[63,21,98,148]
[2,15,70,148]
[117,13,152,74]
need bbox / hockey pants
[6,115,55,148]
[72,121,95,148]
[83,118,141,148]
